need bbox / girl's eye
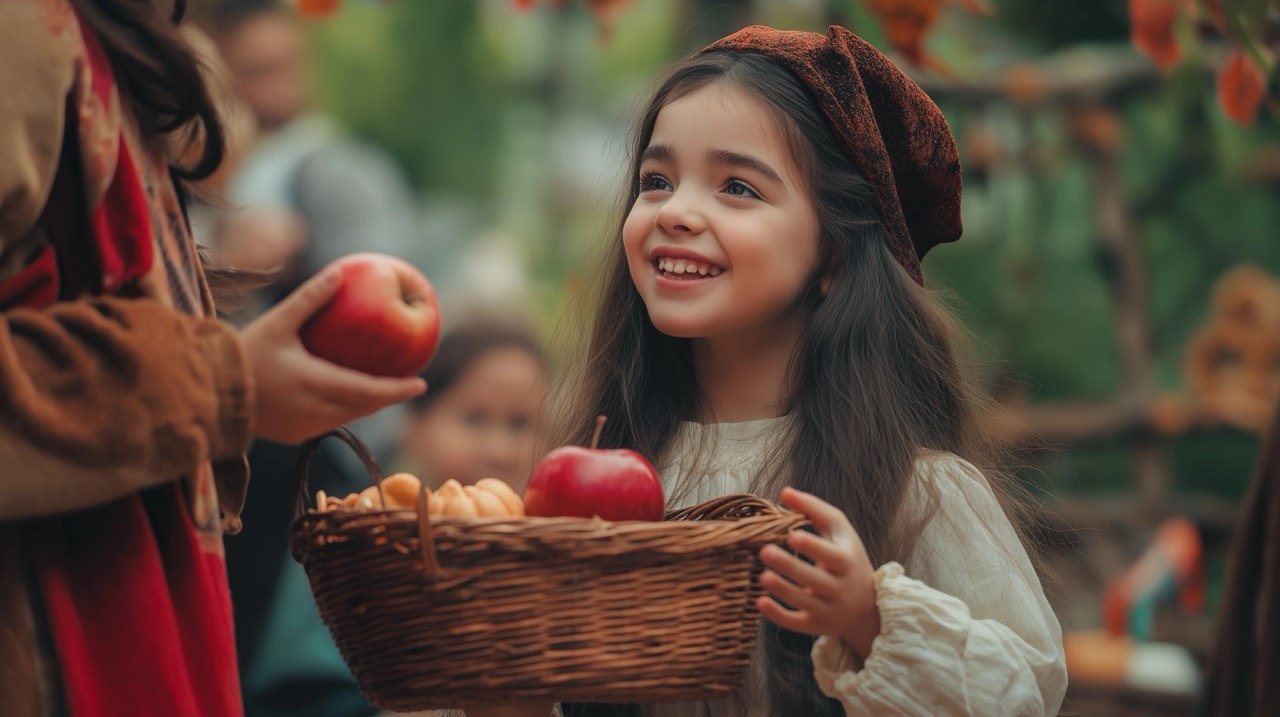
[724,179,760,199]
[638,172,672,192]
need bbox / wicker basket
[289,428,806,710]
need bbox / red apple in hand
[299,253,441,377]
[524,416,666,521]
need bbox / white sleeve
[810,455,1067,716]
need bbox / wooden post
[1085,127,1171,516]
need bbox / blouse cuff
[811,561,971,700]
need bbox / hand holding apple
[240,269,426,444]
[299,253,441,378]
[523,416,665,521]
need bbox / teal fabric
[243,554,375,717]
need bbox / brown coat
[0,2,254,713]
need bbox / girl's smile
[650,246,725,290]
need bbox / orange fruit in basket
[357,485,382,508]
[380,473,423,508]
[353,474,422,509]
[475,478,524,516]
[426,478,524,518]
[428,480,476,518]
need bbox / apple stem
[591,415,607,449]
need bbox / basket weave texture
[290,428,807,710]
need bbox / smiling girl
[465,24,1066,717]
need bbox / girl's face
[623,83,821,341]
[400,347,545,488]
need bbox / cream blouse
[638,417,1067,716]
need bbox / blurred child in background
[399,324,548,489]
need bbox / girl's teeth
[654,257,724,277]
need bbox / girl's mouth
[654,256,724,280]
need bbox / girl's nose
[654,190,707,237]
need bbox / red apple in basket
[523,416,665,521]
[300,253,441,378]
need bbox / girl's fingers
[759,569,824,614]
[268,269,342,331]
[760,544,839,598]
[786,531,853,577]
[756,596,817,636]
[779,487,852,537]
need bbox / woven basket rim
[292,500,805,562]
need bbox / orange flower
[1217,48,1267,125]
[864,0,944,68]
[1129,0,1181,71]
[296,0,341,18]
[863,0,991,73]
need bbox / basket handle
[291,426,384,522]
[415,486,440,574]
[292,427,443,576]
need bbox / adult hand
[240,268,426,444]
[757,487,882,664]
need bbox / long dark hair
[555,51,1034,715]
[72,0,225,180]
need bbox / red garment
[1,10,243,716]
[33,489,241,717]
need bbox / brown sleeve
[0,297,254,520]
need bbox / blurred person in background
[200,0,426,300]
[181,21,309,294]
[398,323,548,490]
[189,2,437,716]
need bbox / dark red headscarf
[701,26,963,284]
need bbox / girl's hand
[239,269,426,444]
[757,487,881,664]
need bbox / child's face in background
[400,347,545,488]
[623,84,821,342]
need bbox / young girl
[0,1,422,715]
[478,25,1066,717]
[399,323,547,489]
